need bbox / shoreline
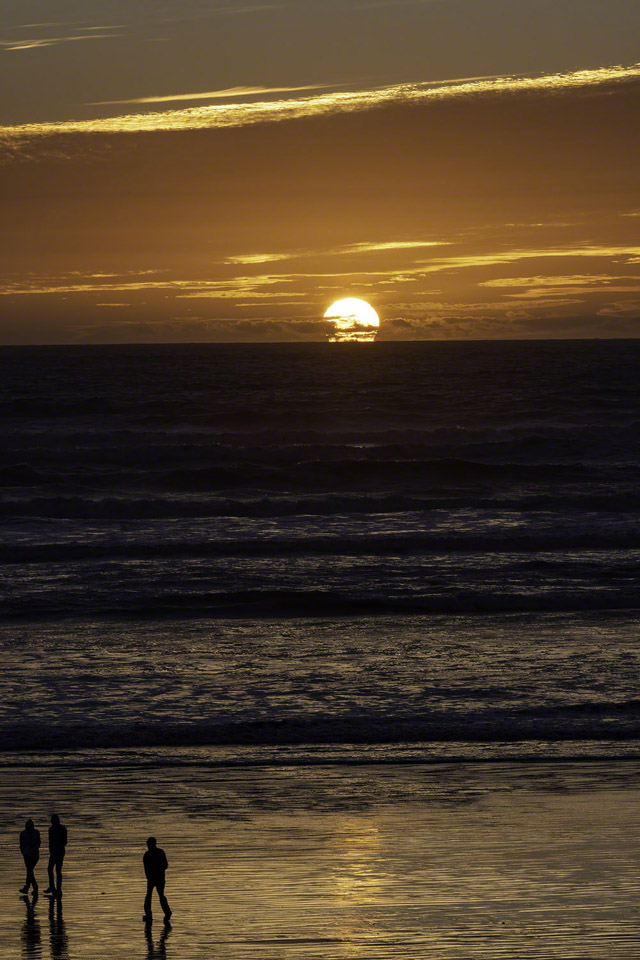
[3,742,640,767]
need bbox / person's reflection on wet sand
[21,893,41,960]
[48,895,69,960]
[145,922,170,959]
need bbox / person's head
[51,814,60,826]
[146,836,157,850]
[25,818,34,831]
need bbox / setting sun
[324,298,380,342]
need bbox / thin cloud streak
[14,21,87,29]
[1,32,121,51]
[343,241,448,254]
[509,285,640,300]
[481,275,637,288]
[2,63,638,139]
[0,275,302,299]
[480,275,640,301]
[419,245,640,275]
[6,245,638,299]
[227,253,296,265]
[227,240,448,264]
[91,84,331,105]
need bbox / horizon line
[2,336,639,347]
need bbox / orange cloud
[2,63,638,140]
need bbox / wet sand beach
[2,762,640,959]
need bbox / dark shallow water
[1,341,639,759]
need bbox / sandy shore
[1,762,639,959]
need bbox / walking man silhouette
[143,837,172,925]
[45,814,67,898]
[19,819,41,894]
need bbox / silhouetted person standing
[45,814,67,898]
[20,818,41,894]
[143,837,172,925]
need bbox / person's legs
[25,856,38,891]
[54,853,64,896]
[21,856,30,892]
[47,855,55,892]
[144,879,154,920]
[156,877,171,918]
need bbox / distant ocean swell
[0,461,625,500]
[4,492,640,519]
[5,705,640,753]
[3,586,640,621]
[3,530,640,562]
[2,343,640,763]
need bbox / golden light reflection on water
[329,819,385,904]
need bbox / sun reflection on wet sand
[1,764,640,959]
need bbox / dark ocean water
[1,341,639,761]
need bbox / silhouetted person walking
[143,837,172,925]
[45,814,67,898]
[20,818,41,894]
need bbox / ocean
[2,340,640,764]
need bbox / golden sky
[1,1,639,342]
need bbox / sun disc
[324,298,380,342]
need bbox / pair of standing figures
[19,815,67,898]
[20,820,172,926]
